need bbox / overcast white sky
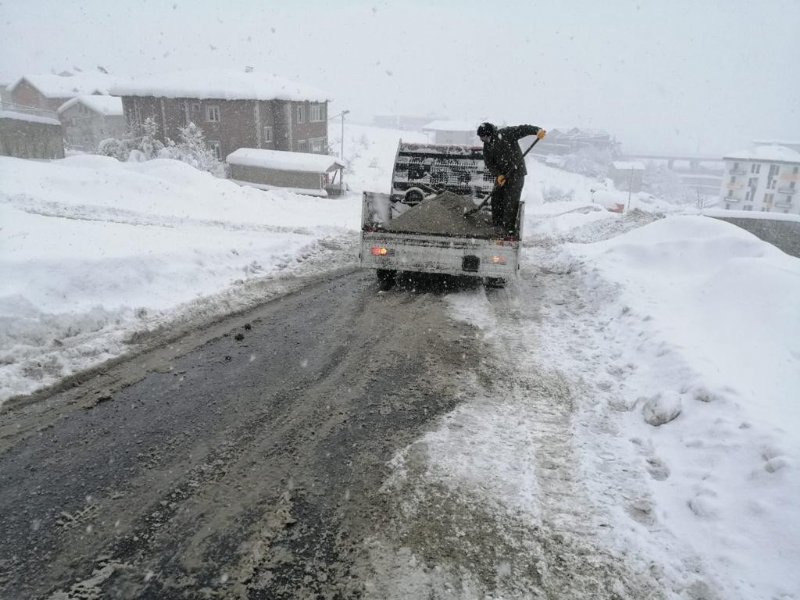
[1,0,798,155]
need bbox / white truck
[359,141,523,289]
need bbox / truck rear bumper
[360,231,519,278]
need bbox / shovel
[464,135,543,217]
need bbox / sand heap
[386,192,502,238]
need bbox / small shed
[0,105,64,159]
[227,148,345,197]
[58,95,126,151]
[610,161,645,193]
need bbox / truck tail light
[371,246,392,256]
[491,256,507,265]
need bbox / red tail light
[371,246,390,256]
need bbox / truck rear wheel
[377,269,397,291]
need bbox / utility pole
[340,110,350,192]
[626,167,633,212]
[340,110,350,162]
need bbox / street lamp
[340,110,350,162]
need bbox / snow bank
[435,196,799,598]
[0,155,360,402]
[563,216,800,598]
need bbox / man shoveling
[473,122,546,236]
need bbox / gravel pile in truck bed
[386,191,503,238]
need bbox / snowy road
[0,264,670,600]
[0,269,501,598]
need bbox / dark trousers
[491,176,524,235]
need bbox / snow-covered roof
[226,148,343,173]
[0,109,60,125]
[612,161,645,170]
[9,73,117,98]
[57,95,124,116]
[422,120,477,132]
[111,69,330,102]
[723,145,800,164]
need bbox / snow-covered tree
[98,119,225,177]
[164,122,226,177]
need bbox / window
[748,177,758,188]
[793,166,799,175]
[297,140,307,152]
[750,163,761,174]
[206,105,220,122]
[263,126,273,143]
[743,204,753,211]
[729,176,736,184]
[297,104,305,124]
[727,190,733,197]
[769,164,779,177]
[310,137,324,153]
[208,141,221,160]
[765,193,774,205]
[191,102,200,113]
[310,103,323,122]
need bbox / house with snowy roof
[111,70,330,160]
[422,120,480,145]
[0,104,64,159]
[226,148,344,197]
[720,145,800,215]
[8,73,117,112]
[544,127,618,155]
[58,95,125,151]
[610,161,645,193]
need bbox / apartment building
[111,70,329,160]
[720,145,800,214]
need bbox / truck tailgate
[360,231,519,278]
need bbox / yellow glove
[537,129,547,140]
[496,174,507,187]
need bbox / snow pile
[0,155,360,402]
[565,216,800,599]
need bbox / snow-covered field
[0,154,362,401]
[2,125,798,598]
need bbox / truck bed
[385,191,504,239]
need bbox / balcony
[777,186,796,195]
[728,167,748,176]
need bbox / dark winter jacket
[482,125,541,179]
